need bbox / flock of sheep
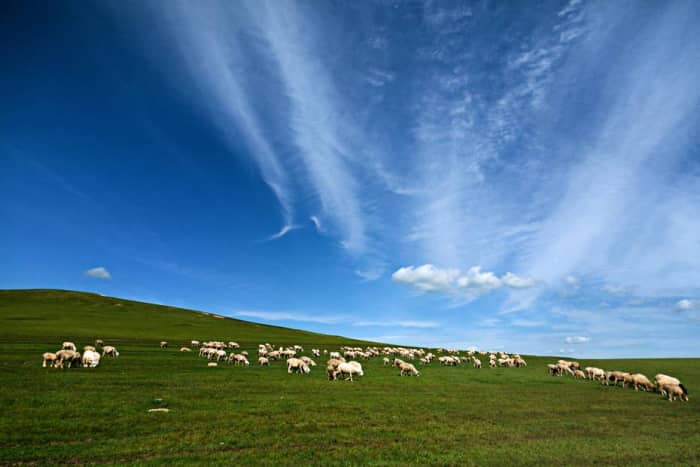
[547,359,689,402]
[40,339,689,403]
[41,339,119,369]
[171,340,528,382]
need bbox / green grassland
[1,289,699,465]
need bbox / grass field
[1,289,699,465]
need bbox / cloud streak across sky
[132,0,700,356]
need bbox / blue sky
[2,0,700,357]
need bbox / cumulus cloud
[676,299,700,311]
[502,272,537,289]
[565,336,590,344]
[392,264,536,296]
[85,267,111,280]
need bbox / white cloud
[309,215,323,232]
[392,264,537,296]
[266,224,300,241]
[602,285,628,295]
[564,275,579,287]
[354,269,382,281]
[85,267,111,280]
[511,319,546,328]
[392,264,459,292]
[235,310,343,324]
[676,299,700,311]
[565,336,590,344]
[502,272,537,289]
[352,320,440,329]
[249,3,368,254]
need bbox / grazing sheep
[102,345,119,357]
[42,352,58,368]
[573,369,586,379]
[655,374,681,390]
[94,339,104,347]
[233,354,250,366]
[56,350,81,369]
[81,350,101,368]
[300,356,317,367]
[547,364,561,376]
[604,371,629,386]
[83,345,96,352]
[334,361,364,381]
[208,362,218,367]
[312,349,321,357]
[215,350,228,361]
[191,340,200,348]
[330,351,341,360]
[259,357,270,366]
[383,357,390,366]
[399,362,420,377]
[660,383,689,402]
[557,363,574,376]
[180,347,191,352]
[655,374,688,399]
[160,341,168,348]
[326,358,344,380]
[628,373,655,392]
[585,367,605,381]
[473,358,482,369]
[287,358,310,374]
[62,342,77,351]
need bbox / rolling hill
[1,289,699,465]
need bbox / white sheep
[287,358,310,374]
[180,347,191,352]
[160,341,168,348]
[42,352,58,368]
[82,350,101,368]
[102,345,119,357]
[334,361,364,381]
[56,350,81,369]
[258,357,270,366]
[399,362,420,377]
[660,383,689,402]
[62,341,76,351]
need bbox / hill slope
[1,289,699,465]
[0,289,376,347]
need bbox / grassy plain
[1,289,699,465]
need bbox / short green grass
[1,289,699,465]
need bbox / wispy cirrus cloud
[160,2,295,235]
[234,310,345,325]
[352,320,440,329]
[676,299,700,311]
